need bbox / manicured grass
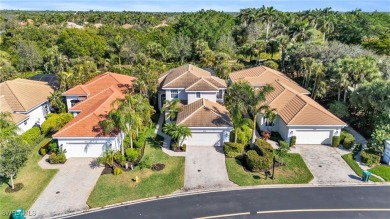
[87,135,185,208]
[369,165,390,182]
[341,153,382,182]
[226,153,313,185]
[0,138,58,219]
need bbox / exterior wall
[56,133,123,158]
[257,114,279,132]
[17,102,49,134]
[187,92,217,104]
[164,89,187,102]
[65,95,87,111]
[277,118,289,141]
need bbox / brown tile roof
[186,78,219,91]
[265,80,346,126]
[176,98,232,127]
[53,73,136,138]
[158,64,226,90]
[0,78,53,112]
[0,95,29,124]
[229,66,309,94]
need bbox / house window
[70,99,81,107]
[217,90,223,99]
[170,90,179,99]
[196,92,201,98]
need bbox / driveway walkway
[28,158,103,218]
[293,145,362,185]
[184,146,235,190]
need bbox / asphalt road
[68,186,390,219]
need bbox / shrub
[332,136,341,147]
[40,148,46,155]
[340,130,347,144]
[49,152,66,164]
[343,133,355,149]
[113,167,123,175]
[182,144,187,152]
[279,140,289,149]
[230,125,252,144]
[41,113,73,135]
[263,60,279,70]
[20,127,42,145]
[134,132,147,148]
[48,141,58,153]
[245,150,273,172]
[289,136,296,147]
[125,148,139,161]
[224,142,245,158]
[138,156,152,169]
[254,139,274,156]
[360,151,381,166]
[114,152,126,166]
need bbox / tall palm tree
[99,109,127,154]
[264,108,277,128]
[230,106,251,143]
[258,6,278,41]
[163,123,191,149]
[247,85,274,147]
[48,90,66,113]
[177,125,192,148]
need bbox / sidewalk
[155,114,186,157]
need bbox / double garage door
[63,143,108,158]
[294,130,332,145]
[184,132,223,147]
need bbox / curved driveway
[68,186,390,219]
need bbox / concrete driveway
[293,145,361,185]
[28,158,103,218]
[184,146,235,190]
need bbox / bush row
[224,142,245,158]
[245,139,274,172]
[20,126,43,146]
[41,113,73,135]
[360,150,381,166]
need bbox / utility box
[382,140,390,165]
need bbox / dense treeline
[0,8,389,141]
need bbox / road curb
[53,183,390,219]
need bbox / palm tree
[48,90,66,113]
[258,6,278,41]
[97,149,115,168]
[99,109,127,154]
[161,99,181,121]
[247,85,274,147]
[264,108,277,129]
[231,107,251,143]
[163,123,191,149]
[318,15,335,41]
[177,125,192,148]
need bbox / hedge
[20,127,42,146]
[332,136,341,147]
[230,125,251,144]
[289,136,296,147]
[253,139,273,156]
[279,140,289,148]
[343,133,355,149]
[224,142,245,158]
[360,151,381,167]
[245,150,273,172]
[41,113,73,135]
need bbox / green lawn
[341,153,382,182]
[226,153,313,186]
[0,138,58,219]
[369,165,390,181]
[87,135,185,208]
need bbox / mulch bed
[151,163,165,171]
[5,183,24,193]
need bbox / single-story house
[52,72,136,158]
[229,66,346,145]
[0,78,52,134]
[158,64,232,147]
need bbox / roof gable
[186,78,219,91]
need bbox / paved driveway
[28,158,103,218]
[294,145,361,184]
[184,146,235,190]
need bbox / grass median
[226,153,313,186]
[87,136,185,208]
[341,153,382,182]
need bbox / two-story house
[52,72,136,158]
[158,64,233,147]
[229,66,346,145]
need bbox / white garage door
[64,143,108,158]
[184,132,223,146]
[294,130,332,145]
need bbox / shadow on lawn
[147,135,164,149]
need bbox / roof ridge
[287,103,308,125]
[54,88,120,137]
[201,77,219,90]
[79,85,90,95]
[177,99,204,125]
[185,78,203,91]
[164,70,190,87]
[4,81,26,111]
